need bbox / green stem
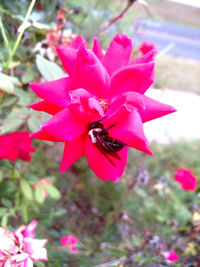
[0,16,9,47]
[4,0,36,72]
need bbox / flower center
[98,98,109,113]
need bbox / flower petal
[85,135,127,182]
[109,62,154,97]
[139,41,158,55]
[102,34,132,76]
[31,248,48,261]
[30,77,72,107]
[108,110,151,154]
[31,129,62,142]
[138,95,176,123]
[24,220,37,238]
[10,253,29,263]
[92,37,104,60]
[30,101,62,115]
[60,135,85,172]
[69,89,104,122]
[24,238,48,261]
[70,35,85,49]
[130,49,157,65]
[42,108,86,142]
[56,46,78,78]
[76,44,110,97]
[24,258,34,267]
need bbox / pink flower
[174,168,197,191]
[139,41,158,55]
[30,34,175,182]
[0,132,35,162]
[164,250,179,263]
[60,235,78,251]
[0,220,48,267]
[33,178,52,198]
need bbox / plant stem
[0,16,9,47]
[4,0,36,72]
[86,0,137,41]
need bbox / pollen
[98,98,109,112]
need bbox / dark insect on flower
[88,120,126,167]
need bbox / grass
[154,55,200,93]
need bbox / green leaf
[0,73,14,94]
[1,198,12,208]
[0,208,8,217]
[35,185,46,204]
[20,180,33,201]
[27,116,41,132]
[0,73,21,94]
[0,95,17,107]
[46,184,61,200]
[21,68,35,84]
[0,108,26,134]
[15,88,33,106]
[1,213,9,228]
[36,54,65,81]
[34,262,46,267]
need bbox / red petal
[70,35,85,49]
[69,89,104,122]
[60,136,85,172]
[85,135,127,182]
[139,95,176,123]
[92,37,104,60]
[30,77,71,107]
[31,129,62,142]
[76,44,110,98]
[30,101,62,115]
[130,49,157,65]
[109,62,154,97]
[56,46,78,78]
[102,34,132,76]
[42,108,86,142]
[108,110,150,153]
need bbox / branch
[86,0,137,41]
[4,0,36,72]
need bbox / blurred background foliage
[0,0,200,266]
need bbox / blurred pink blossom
[0,132,35,162]
[60,235,78,251]
[164,250,179,263]
[0,220,48,267]
[174,168,197,191]
[139,41,158,55]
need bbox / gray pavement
[133,18,200,61]
[144,88,200,144]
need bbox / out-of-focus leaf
[27,116,41,132]
[27,110,51,133]
[1,213,9,228]
[46,184,61,200]
[0,95,17,107]
[1,198,12,208]
[15,88,33,106]
[35,185,46,204]
[0,208,8,217]
[0,73,14,94]
[36,54,65,81]
[20,180,33,201]
[0,72,21,94]
[22,68,35,84]
[0,108,27,134]
[34,262,46,267]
